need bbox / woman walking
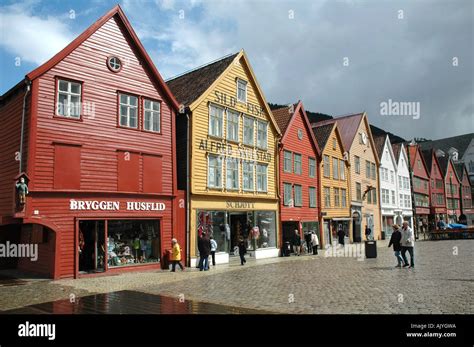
[210,236,217,267]
[388,225,404,268]
[311,231,319,255]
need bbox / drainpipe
[19,79,31,173]
[185,109,191,267]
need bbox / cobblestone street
[1,240,473,314]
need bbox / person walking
[170,238,184,272]
[365,225,372,240]
[304,231,312,255]
[388,225,404,268]
[198,232,211,271]
[238,238,247,265]
[292,229,301,256]
[210,236,217,267]
[400,221,415,268]
[311,231,319,255]
[338,227,345,247]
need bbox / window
[227,110,239,142]
[57,79,81,118]
[332,157,339,179]
[371,163,376,180]
[143,99,160,132]
[356,183,362,201]
[391,190,396,205]
[355,156,360,174]
[366,161,371,179]
[400,194,404,207]
[243,161,254,191]
[284,183,293,206]
[372,189,377,204]
[119,93,138,128]
[309,158,316,178]
[431,179,435,189]
[341,189,347,207]
[208,155,222,188]
[390,170,394,184]
[382,189,389,204]
[107,56,122,72]
[294,185,302,207]
[309,187,317,208]
[404,177,410,190]
[367,187,372,203]
[398,175,402,189]
[284,151,292,173]
[417,159,421,169]
[209,105,224,138]
[339,160,345,180]
[243,116,255,145]
[237,79,247,103]
[294,153,302,175]
[332,138,337,150]
[257,121,268,149]
[323,155,330,177]
[226,157,239,190]
[334,187,340,207]
[324,187,331,207]
[256,164,267,192]
[54,144,81,189]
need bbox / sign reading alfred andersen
[198,139,271,162]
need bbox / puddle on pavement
[2,290,273,314]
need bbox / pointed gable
[312,123,336,151]
[272,104,294,136]
[315,112,364,151]
[373,135,387,161]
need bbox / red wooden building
[422,149,447,228]
[437,157,462,223]
[454,163,473,225]
[0,5,183,279]
[272,101,320,249]
[406,143,430,235]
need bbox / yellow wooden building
[168,50,281,265]
[312,122,351,247]
[316,113,382,242]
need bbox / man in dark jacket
[337,227,345,247]
[365,225,372,240]
[198,232,211,271]
[238,238,247,265]
[388,224,404,268]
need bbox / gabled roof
[273,101,320,156]
[392,143,402,162]
[373,135,386,161]
[315,112,364,151]
[22,5,179,111]
[453,162,468,182]
[312,123,335,151]
[436,156,460,183]
[421,149,433,172]
[166,52,239,106]
[418,133,474,159]
[407,143,430,178]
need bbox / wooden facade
[455,163,473,225]
[0,5,180,279]
[274,101,320,248]
[422,149,447,227]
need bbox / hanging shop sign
[198,139,271,162]
[69,200,166,211]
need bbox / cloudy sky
[0,0,472,140]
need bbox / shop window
[284,151,292,173]
[226,157,239,190]
[53,143,81,189]
[243,116,255,146]
[257,120,268,150]
[143,154,162,193]
[56,79,81,118]
[107,220,161,268]
[283,183,292,206]
[197,211,229,253]
[143,99,160,132]
[119,93,138,128]
[309,157,316,178]
[255,211,277,249]
[294,153,302,175]
[256,164,268,192]
[117,151,140,192]
[208,155,222,188]
[226,110,239,142]
[294,185,302,207]
[209,104,223,138]
[242,161,254,191]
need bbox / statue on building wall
[16,177,29,205]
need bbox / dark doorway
[282,221,299,252]
[78,220,105,273]
[352,212,361,243]
[229,214,247,255]
[0,225,21,270]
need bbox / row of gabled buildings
[0,5,472,279]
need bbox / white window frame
[257,120,268,150]
[143,99,161,132]
[355,156,360,174]
[242,161,255,191]
[236,78,247,103]
[309,187,317,208]
[284,151,292,173]
[294,184,303,207]
[309,157,316,178]
[294,153,302,175]
[323,155,330,178]
[226,157,239,190]
[334,187,340,207]
[226,109,240,142]
[57,79,81,118]
[339,159,345,180]
[256,163,268,192]
[332,157,339,179]
[208,104,224,138]
[119,93,138,128]
[207,154,222,189]
[324,187,331,207]
[341,188,347,207]
[284,183,293,206]
[243,115,255,146]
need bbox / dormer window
[107,56,122,72]
[237,78,247,103]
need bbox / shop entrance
[352,212,361,242]
[78,220,105,274]
[282,221,299,252]
[229,213,248,255]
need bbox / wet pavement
[2,290,271,314]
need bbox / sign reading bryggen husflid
[168,50,281,266]
[0,5,181,279]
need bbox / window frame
[226,109,240,142]
[309,187,317,208]
[56,78,83,119]
[294,153,302,175]
[284,150,293,173]
[294,184,303,207]
[118,92,139,129]
[355,156,360,174]
[339,159,345,180]
[283,183,293,206]
[208,103,224,138]
[309,157,316,178]
[142,98,162,133]
[226,157,240,191]
[334,187,340,207]
[332,157,339,179]
[323,155,330,178]
[236,78,248,103]
[242,160,255,191]
[324,187,331,207]
[207,154,223,189]
[257,120,268,150]
[243,115,255,146]
[256,163,268,192]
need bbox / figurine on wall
[16,177,29,205]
